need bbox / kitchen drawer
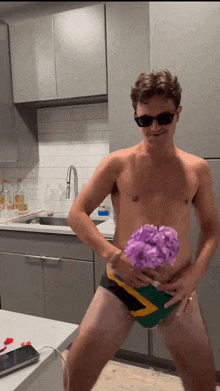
[0,230,93,261]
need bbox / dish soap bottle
[13,179,26,210]
[98,203,109,217]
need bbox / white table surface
[0,310,79,391]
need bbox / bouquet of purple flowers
[124,224,180,269]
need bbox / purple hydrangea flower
[124,224,180,269]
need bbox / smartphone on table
[0,345,40,377]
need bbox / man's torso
[110,144,201,283]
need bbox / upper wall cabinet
[0,21,18,162]
[106,2,150,153]
[9,4,107,104]
[149,2,220,158]
[53,4,107,99]
[9,15,57,103]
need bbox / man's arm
[68,151,122,264]
[193,159,220,274]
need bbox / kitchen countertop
[0,211,115,239]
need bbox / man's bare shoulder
[177,148,205,168]
[108,146,137,165]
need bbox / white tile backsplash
[0,102,110,215]
[38,132,73,143]
[87,119,109,132]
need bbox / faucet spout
[66,165,78,200]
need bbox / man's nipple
[132,195,139,202]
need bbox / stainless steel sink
[13,216,103,227]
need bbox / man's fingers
[131,275,154,288]
[164,297,176,308]
[176,298,188,317]
[157,282,177,291]
[142,268,160,280]
[164,292,183,308]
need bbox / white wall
[0,102,110,216]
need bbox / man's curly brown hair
[130,69,182,112]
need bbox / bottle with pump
[13,179,25,210]
[0,180,4,208]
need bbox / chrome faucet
[66,165,79,199]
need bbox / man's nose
[150,119,160,130]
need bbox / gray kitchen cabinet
[44,257,94,325]
[0,20,38,165]
[94,252,149,356]
[151,329,170,361]
[9,15,57,103]
[106,2,150,153]
[0,20,17,162]
[197,266,220,371]
[0,252,44,317]
[149,2,220,158]
[0,230,94,325]
[9,4,107,103]
[0,251,94,325]
[54,3,107,99]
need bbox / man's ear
[176,106,182,123]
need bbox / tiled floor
[62,350,220,390]
[91,360,183,391]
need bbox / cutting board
[0,210,45,224]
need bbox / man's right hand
[110,253,161,288]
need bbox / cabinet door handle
[25,255,43,264]
[25,255,63,264]
[42,257,63,267]
[42,256,63,262]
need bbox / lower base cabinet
[151,330,171,360]
[0,252,94,325]
[43,257,94,325]
[1,252,44,317]
[196,266,220,372]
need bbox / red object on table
[0,338,14,353]
[21,341,32,347]
[4,338,14,345]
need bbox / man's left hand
[156,263,206,316]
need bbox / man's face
[135,96,182,143]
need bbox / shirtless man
[64,69,220,391]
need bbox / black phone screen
[0,345,39,376]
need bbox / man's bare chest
[117,159,198,206]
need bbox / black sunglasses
[134,111,176,127]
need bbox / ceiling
[0,2,39,12]
[0,2,98,18]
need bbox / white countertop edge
[0,219,115,239]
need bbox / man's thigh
[79,286,135,350]
[157,291,212,352]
